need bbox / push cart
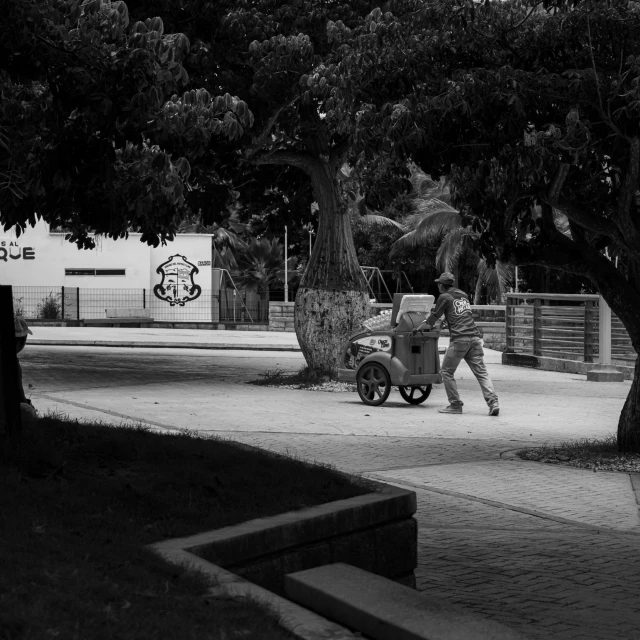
[337,295,442,406]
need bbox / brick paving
[415,507,640,639]
[371,462,640,532]
[20,343,640,640]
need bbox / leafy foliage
[324,0,640,447]
[234,237,289,294]
[315,1,637,310]
[0,0,253,248]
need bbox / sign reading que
[0,240,35,262]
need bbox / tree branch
[34,33,99,84]
[245,97,299,160]
[542,196,610,236]
[543,196,640,264]
[329,139,351,173]
[548,162,570,201]
[501,6,537,34]
[541,161,638,258]
[512,236,640,346]
[615,136,640,240]
[254,149,316,174]
[586,15,603,112]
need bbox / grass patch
[249,365,334,387]
[0,413,374,640]
[517,434,640,472]
[248,366,356,392]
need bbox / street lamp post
[284,225,288,303]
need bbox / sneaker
[438,405,462,414]
[488,405,500,416]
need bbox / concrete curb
[149,481,417,640]
[285,563,530,640]
[151,484,415,562]
[28,339,301,351]
[152,547,357,640]
[502,351,635,380]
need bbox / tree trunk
[295,159,368,373]
[618,356,640,452]
[514,235,640,452]
[473,277,482,304]
[591,273,640,453]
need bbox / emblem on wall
[153,255,202,306]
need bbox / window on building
[65,268,126,276]
[96,269,126,276]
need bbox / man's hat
[434,272,455,286]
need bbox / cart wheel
[357,363,391,406]
[398,384,432,405]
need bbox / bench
[83,308,154,325]
[285,563,529,640]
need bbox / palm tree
[360,165,514,303]
[234,237,299,308]
[177,209,249,271]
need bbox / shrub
[37,292,62,319]
[12,296,25,316]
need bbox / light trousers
[441,337,498,408]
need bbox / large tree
[333,0,640,450]
[0,0,253,248]
[149,0,424,372]
[214,1,378,372]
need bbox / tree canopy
[0,0,253,248]
[6,1,640,447]
[329,0,640,448]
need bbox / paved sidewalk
[28,326,301,351]
[19,335,640,640]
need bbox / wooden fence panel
[505,294,635,363]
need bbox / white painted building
[0,220,215,322]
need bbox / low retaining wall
[477,322,506,352]
[503,351,636,380]
[269,302,295,332]
[153,482,418,598]
[268,303,392,332]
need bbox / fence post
[76,287,80,321]
[533,297,542,356]
[61,286,65,319]
[587,295,624,382]
[505,295,513,351]
[143,289,146,309]
[583,300,596,363]
[0,285,22,438]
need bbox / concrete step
[285,563,529,640]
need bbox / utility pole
[284,225,288,303]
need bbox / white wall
[1,220,214,322]
[0,220,150,288]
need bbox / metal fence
[505,293,635,364]
[10,286,269,323]
[216,289,269,323]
